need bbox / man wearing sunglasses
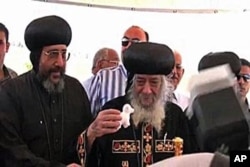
[89,25,149,116]
[237,58,250,111]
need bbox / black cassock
[0,71,93,166]
[87,96,198,167]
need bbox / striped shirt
[89,64,127,116]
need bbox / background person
[89,25,148,116]
[237,58,250,111]
[187,51,249,154]
[0,22,17,85]
[170,50,189,111]
[82,47,119,99]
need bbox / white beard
[127,75,174,134]
[131,99,165,134]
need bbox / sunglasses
[121,37,141,47]
[236,74,250,82]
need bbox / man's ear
[6,42,10,53]
[96,60,103,69]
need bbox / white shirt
[82,75,94,99]
[172,91,190,111]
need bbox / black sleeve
[85,138,100,167]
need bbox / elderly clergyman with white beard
[86,42,198,167]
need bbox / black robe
[0,70,93,167]
[87,96,198,167]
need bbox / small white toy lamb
[119,104,134,129]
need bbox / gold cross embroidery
[143,133,152,142]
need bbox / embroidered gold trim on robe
[112,140,140,153]
[155,139,175,153]
[77,130,86,167]
[142,123,153,166]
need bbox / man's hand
[87,109,122,150]
[88,109,122,138]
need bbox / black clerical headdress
[123,42,175,75]
[198,51,241,75]
[24,15,72,72]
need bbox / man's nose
[54,55,65,66]
[172,67,177,74]
[142,82,152,94]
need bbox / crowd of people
[0,15,249,167]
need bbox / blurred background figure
[237,58,250,111]
[188,51,249,154]
[89,25,148,116]
[0,22,17,85]
[82,47,119,99]
[170,50,189,111]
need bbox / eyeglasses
[236,74,250,82]
[166,71,174,79]
[43,50,70,61]
[121,37,141,47]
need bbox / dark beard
[42,78,65,93]
[37,68,65,93]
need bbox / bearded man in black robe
[0,15,94,167]
[0,15,125,167]
[86,42,198,167]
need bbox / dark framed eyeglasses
[43,50,71,61]
[121,37,141,47]
[236,74,250,82]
